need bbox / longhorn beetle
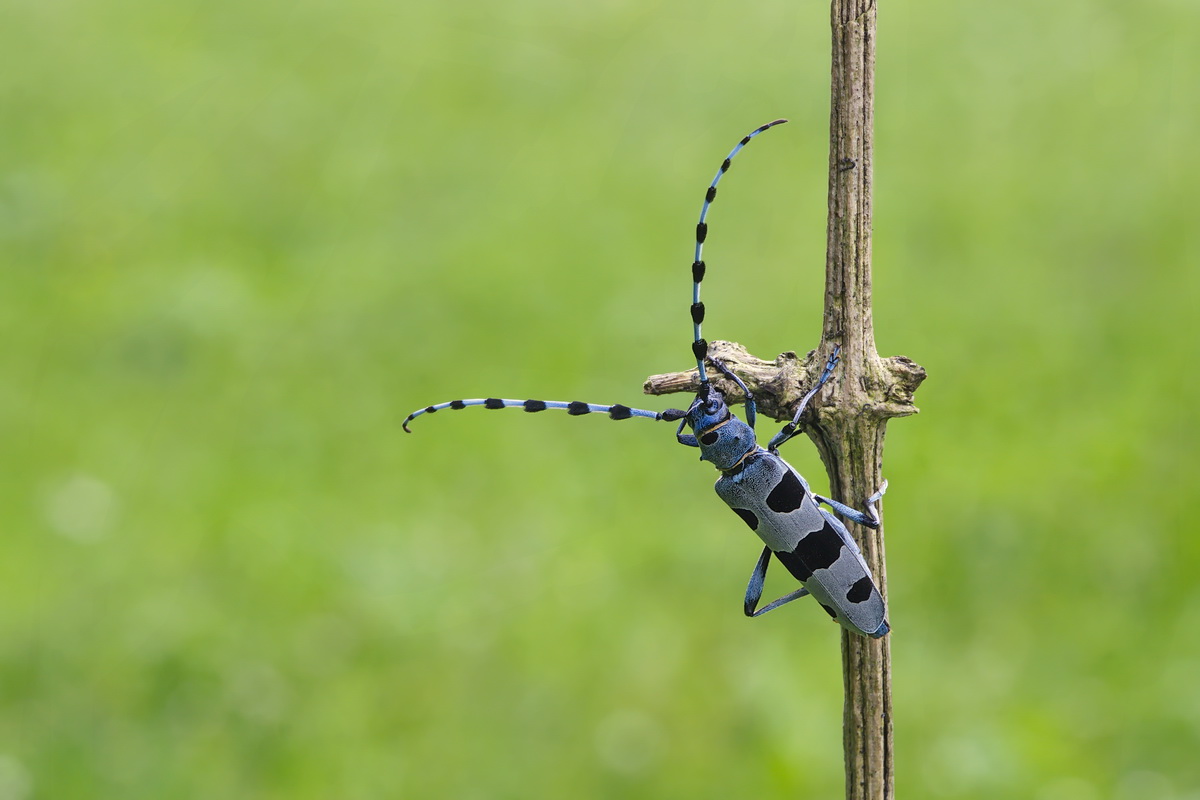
[404,119,890,638]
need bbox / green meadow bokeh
[3,1,1198,798]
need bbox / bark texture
[643,2,925,798]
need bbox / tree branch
[643,2,925,798]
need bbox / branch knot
[643,340,924,425]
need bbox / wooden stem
[825,2,893,798]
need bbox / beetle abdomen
[715,451,888,637]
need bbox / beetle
[404,119,889,637]
[673,346,889,636]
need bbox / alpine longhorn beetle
[404,119,890,638]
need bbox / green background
[3,0,1197,797]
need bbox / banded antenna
[690,118,788,382]
[403,398,685,433]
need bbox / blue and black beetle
[404,120,889,637]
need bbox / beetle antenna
[403,398,677,433]
[691,118,788,383]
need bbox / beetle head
[684,383,730,432]
[682,384,757,470]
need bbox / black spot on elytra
[705,186,717,203]
[608,404,632,420]
[696,222,708,244]
[765,471,806,513]
[523,400,547,412]
[567,402,591,416]
[692,260,706,283]
[819,603,839,620]
[847,576,874,604]
[774,549,812,583]
[692,339,708,361]
[690,303,705,324]
[731,508,759,531]
[450,400,466,410]
[792,523,847,572]
[700,431,719,445]
[484,398,505,410]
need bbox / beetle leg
[707,357,756,431]
[767,346,841,452]
[744,545,811,617]
[813,480,888,529]
[675,418,699,447]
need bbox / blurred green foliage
[2,0,1198,797]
